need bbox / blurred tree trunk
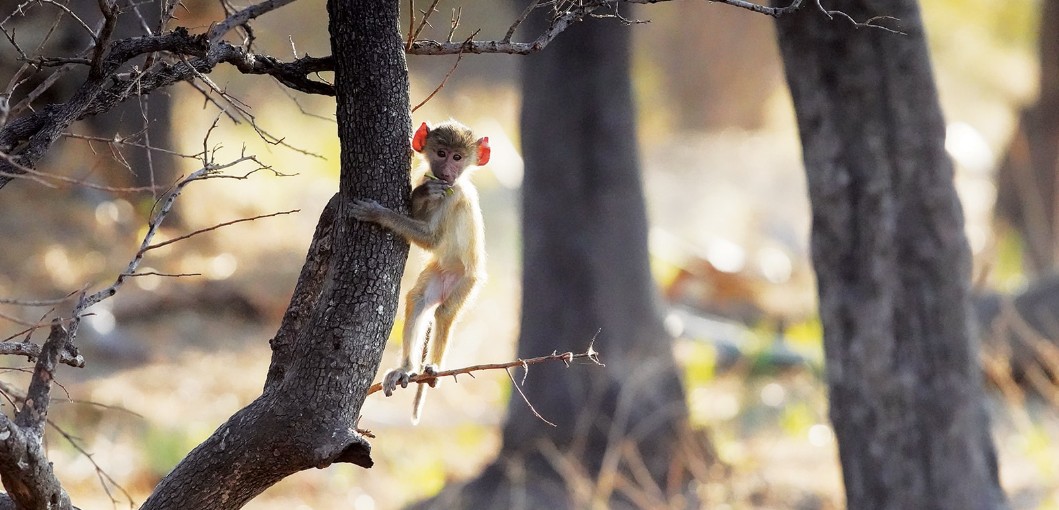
[775,3,1006,510]
[414,10,694,510]
[642,4,783,130]
[995,0,1059,275]
[140,1,412,508]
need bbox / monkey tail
[411,383,428,425]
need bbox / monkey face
[427,147,470,183]
[412,121,490,183]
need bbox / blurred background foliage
[0,0,1057,508]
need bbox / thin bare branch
[409,0,443,50]
[407,0,894,56]
[0,150,164,192]
[0,295,74,307]
[47,419,134,508]
[406,0,416,49]
[145,209,299,252]
[411,31,477,113]
[75,157,255,313]
[409,6,592,55]
[0,308,51,328]
[366,347,603,395]
[505,0,542,42]
[506,367,556,426]
[813,0,904,34]
[62,132,199,159]
[9,62,78,117]
[122,271,202,278]
[446,7,462,43]
[10,1,95,38]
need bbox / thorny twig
[367,345,603,396]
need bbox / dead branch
[506,367,556,426]
[0,295,74,307]
[405,0,901,55]
[0,149,164,191]
[89,0,118,79]
[47,419,133,508]
[408,5,590,55]
[0,0,886,191]
[366,346,603,396]
[0,411,71,509]
[0,339,83,368]
[15,321,68,436]
[411,31,477,113]
[0,1,326,189]
[407,0,443,51]
[207,0,298,43]
[145,209,299,252]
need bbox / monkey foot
[382,368,413,397]
[422,365,440,388]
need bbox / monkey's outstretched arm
[350,199,441,248]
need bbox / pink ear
[412,122,429,152]
[476,137,491,165]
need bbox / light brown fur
[349,120,488,423]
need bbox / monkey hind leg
[428,275,480,370]
[401,279,441,373]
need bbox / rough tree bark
[414,10,691,510]
[995,0,1059,275]
[139,1,412,508]
[774,2,1007,509]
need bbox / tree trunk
[774,3,1006,509]
[140,1,412,508]
[415,12,693,510]
[995,0,1059,275]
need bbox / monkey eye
[453,154,462,161]
[436,150,447,158]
